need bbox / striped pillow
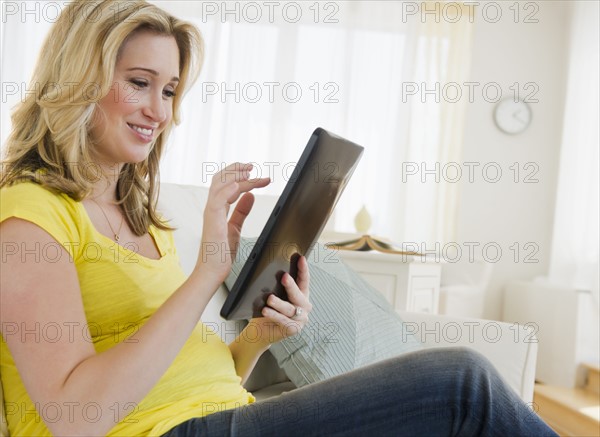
[224,238,423,387]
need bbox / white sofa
[0,182,539,436]
[156,182,539,403]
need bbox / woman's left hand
[247,255,312,346]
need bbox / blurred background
[2,2,599,434]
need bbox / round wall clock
[494,98,532,134]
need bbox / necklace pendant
[115,234,120,242]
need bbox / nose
[142,91,168,124]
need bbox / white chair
[439,259,493,319]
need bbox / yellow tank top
[0,181,254,436]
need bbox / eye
[163,89,177,98]
[127,78,176,98]
[129,79,148,89]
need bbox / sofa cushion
[250,381,297,402]
[225,238,423,388]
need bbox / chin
[124,145,154,163]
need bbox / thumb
[229,192,255,234]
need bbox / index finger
[214,162,254,186]
[295,255,310,299]
[236,176,271,194]
[226,177,271,204]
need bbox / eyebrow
[126,67,179,83]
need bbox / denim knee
[443,347,498,382]
[411,346,493,375]
[444,346,492,369]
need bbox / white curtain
[549,1,600,303]
[1,1,475,246]
[157,1,475,245]
[1,6,56,152]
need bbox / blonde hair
[0,0,204,235]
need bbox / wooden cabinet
[335,250,441,314]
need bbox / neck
[88,162,123,204]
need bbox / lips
[127,123,154,142]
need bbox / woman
[0,1,557,436]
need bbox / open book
[325,234,422,256]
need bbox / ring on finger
[293,306,303,319]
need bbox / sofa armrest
[398,311,538,404]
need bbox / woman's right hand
[195,162,270,285]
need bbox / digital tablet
[220,127,364,320]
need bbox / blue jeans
[161,347,557,437]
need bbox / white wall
[455,2,571,320]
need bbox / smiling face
[89,30,180,167]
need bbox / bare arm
[0,164,270,436]
[0,216,219,436]
[228,257,312,386]
[228,329,270,386]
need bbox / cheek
[162,103,174,127]
[99,83,138,118]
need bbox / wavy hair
[0,0,204,234]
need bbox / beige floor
[534,364,600,437]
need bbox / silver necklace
[89,198,125,243]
